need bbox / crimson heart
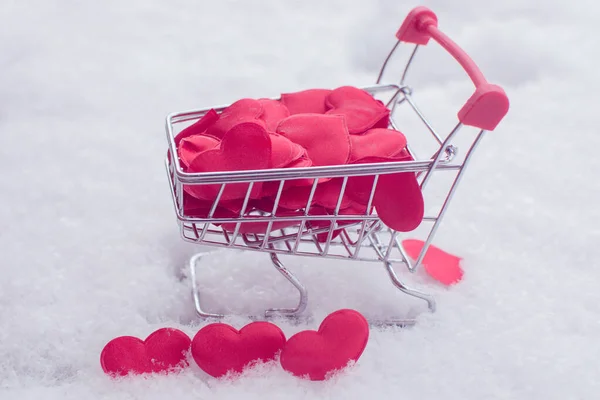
[280,89,332,115]
[186,121,271,202]
[206,99,264,139]
[275,178,353,211]
[178,134,220,169]
[280,309,369,381]
[276,114,350,167]
[373,172,424,232]
[402,239,464,285]
[174,109,220,147]
[258,99,290,132]
[191,322,286,378]
[269,133,307,169]
[349,128,407,163]
[325,86,390,134]
[220,209,303,234]
[100,328,192,377]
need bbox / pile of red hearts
[101,309,369,381]
[174,86,424,234]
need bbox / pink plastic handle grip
[396,7,509,131]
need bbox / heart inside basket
[173,86,424,234]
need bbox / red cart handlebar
[396,7,509,131]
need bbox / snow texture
[1,0,599,399]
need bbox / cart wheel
[188,251,308,320]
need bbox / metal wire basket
[164,6,509,325]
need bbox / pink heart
[402,239,464,285]
[325,86,390,134]
[258,99,291,132]
[205,99,264,139]
[269,133,307,169]
[280,89,332,115]
[178,134,220,169]
[174,109,220,146]
[191,322,286,378]
[276,114,350,167]
[280,309,369,381]
[100,328,192,377]
[349,128,407,163]
[374,172,424,232]
[186,121,271,201]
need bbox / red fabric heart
[326,86,390,134]
[280,89,332,115]
[220,209,303,234]
[258,99,290,132]
[402,239,464,285]
[191,322,286,378]
[174,109,220,147]
[100,328,191,377]
[276,114,350,167]
[178,134,220,169]
[275,178,353,211]
[373,172,424,232]
[269,133,307,169]
[349,128,407,163]
[206,99,263,139]
[280,309,369,381]
[186,121,271,201]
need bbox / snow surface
[1,0,599,399]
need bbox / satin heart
[191,322,286,378]
[178,134,220,169]
[280,309,369,381]
[276,114,350,167]
[100,328,191,377]
[174,109,219,147]
[373,172,424,232]
[349,128,407,163]
[206,99,264,139]
[258,99,290,132]
[325,86,390,134]
[221,209,303,234]
[280,89,332,115]
[269,133,307,169]
[276,178,353,211]
[186,121,271,201]
[402,239,464,285]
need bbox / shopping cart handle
[396,7,509,131]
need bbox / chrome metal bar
[383,261,436,312]
[376,40,401,84]
[189,253,225,319]
[261,180,286,249]
[412,129,486,271]
[404,95,444,145]
[420,122,463,191]
[229,182,254,245]
[264,252,308,318]
[400,45,420,86]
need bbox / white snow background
[1,0,599,399]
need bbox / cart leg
[189,252,225,319]
[264,252,308,318]
[383,260,436,312]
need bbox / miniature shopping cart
[164,7,509,325]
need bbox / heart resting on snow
[173,86,425,233]
[100,310,370,381]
